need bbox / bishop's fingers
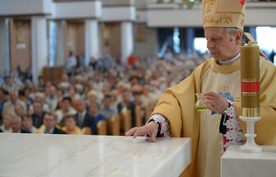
[125,127,138,137]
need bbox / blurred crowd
[0,52,209,135]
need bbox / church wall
[102,23,121,59]
[55,20,66,67]
[9,18,32,73]
[133,23,158,59]
[65,21,85,60]
[0,19,8,75]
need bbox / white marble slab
[221,145,276,177]
[0,134,191,177]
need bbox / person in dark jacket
[36,112,65,134]
[10,115,30,133]
[75,99,97,135]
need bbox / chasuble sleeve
[151,61,210,177]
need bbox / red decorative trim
[241,81,260,92]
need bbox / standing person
[125,1,276,177]
[65,51,77,74]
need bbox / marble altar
[221,145,276,177]
[0,134,191,177]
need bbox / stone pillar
[186,27,195,54]
[31,16,48,83]
[0,18,9,76]
[121,21,133,62]
[85,19,99,65]
[55,20,66,67]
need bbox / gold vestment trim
[242,107,260,117]
[241,78,260,82]
[242,92,259,96]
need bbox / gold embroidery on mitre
[240,19,245,28]
[203,0,246,30]
[204,14,233,25]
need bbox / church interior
[0,0,276,177]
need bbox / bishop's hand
[125,121,159,142]
[203,91,229,114]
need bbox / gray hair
[225,27,244,44]
[225,27,242,36]
[11,115,22,122]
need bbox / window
[49,21,57,67]
[256,26,276,64]
[173,27,180,54]
[194,37,208,54]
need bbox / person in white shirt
[3,91,27,115]
[65,51,77,72]
[55,97,76,125]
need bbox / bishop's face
[204,27,242,61]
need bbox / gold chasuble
[152,56,276,177]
